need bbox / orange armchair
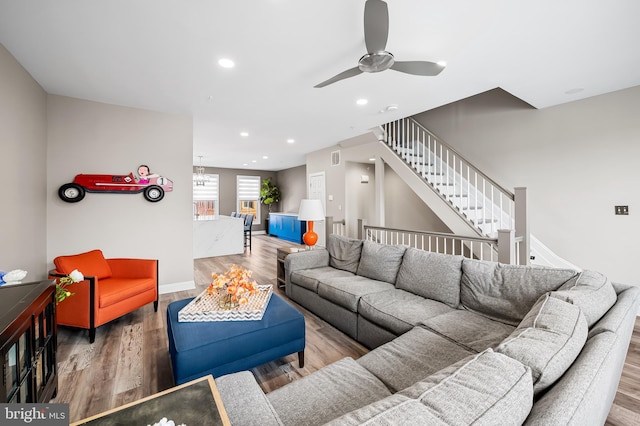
[49,249,158,343]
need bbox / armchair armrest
[284,249,329,297]
[107,258,158,279]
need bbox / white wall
[0,43,48,280]
[345,162,376,238]
[415,86,640,285]
[46,95,194,289]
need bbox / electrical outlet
[615,205,629,215]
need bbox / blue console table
[269,213,306,244]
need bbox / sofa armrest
[215,371,283,426]
[284,249,330,297]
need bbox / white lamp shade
[298,199,325,221]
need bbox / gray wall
[46,96,194,289]
[276,165,306,214]
[384,164,451,233]
[415,86,640,285]
[0,43,48,280]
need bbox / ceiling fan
[314,0,445,88]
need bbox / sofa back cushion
[54,249,112,279]
[550,270,617,327]
[495,294,588,394]
[356,240,407,284]
[460,259,577,325]
[395,248,463,307]
[327,234,363,274]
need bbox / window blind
[193,174,219,201]
[237,175,260,201]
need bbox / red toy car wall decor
[58,165,173,203]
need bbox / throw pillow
[395,248,463,308]
[356,240,407,284]
[495,294,588,394]
[54,249,112,279]
[327,234,363,274]
[460,259,578,325]
[550,270,617,327]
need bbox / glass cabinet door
[5,344,18,399]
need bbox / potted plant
[260,178,281,234]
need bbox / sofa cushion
[290,267,354,293]
[54,249,112,279]
[550,270,617,327]
[496,294,588,394]
[460,259,577,326]
[395,248,463,308]
[324,394,437,426]
[267,357,392,426]
[420,310,516,353]
[357,326,475,392]
[394,349,533,425]
[327,234,363,274]
[317,276,394,312]
[358,289,455,336]
[356,240,407,284]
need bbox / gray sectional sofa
[214,235,639,425]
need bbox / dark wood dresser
[0,280,57,403]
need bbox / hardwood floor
[53,235,640,425]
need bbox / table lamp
[298,199,325,248]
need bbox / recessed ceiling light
[287,139,295,144]
[218,58,235,68]
[240,132,249,137]
[251,160,257,163]
[262,155,268,160]
[437,61,447,67]
[243,163,248,166]
[369,157,376,161]
[356,98,368,106]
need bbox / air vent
[331,150,341,166]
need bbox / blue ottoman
[167,293,305,385]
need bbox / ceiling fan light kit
[315,0,445,88]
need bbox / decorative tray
[178,285,273,322]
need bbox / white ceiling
[1,0,639,171]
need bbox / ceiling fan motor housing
[359,51,395,73]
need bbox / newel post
[325,216,333,238]
[514,187,530,265]
[498,229,516,264]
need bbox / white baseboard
[159,280,196,295]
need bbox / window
[237,175,260,224]
[193,174,219,220]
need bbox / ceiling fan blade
[390,61,445,76]
[364,0,389,53]
[314,67,363,88]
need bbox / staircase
[377,117,580,270]
[378,117,528,264]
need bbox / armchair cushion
[99,277,157,308]
[54,249,112,279]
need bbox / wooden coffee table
[70,375,230,425]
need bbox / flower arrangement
[55,269,84,303]
[207,264,258,309]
